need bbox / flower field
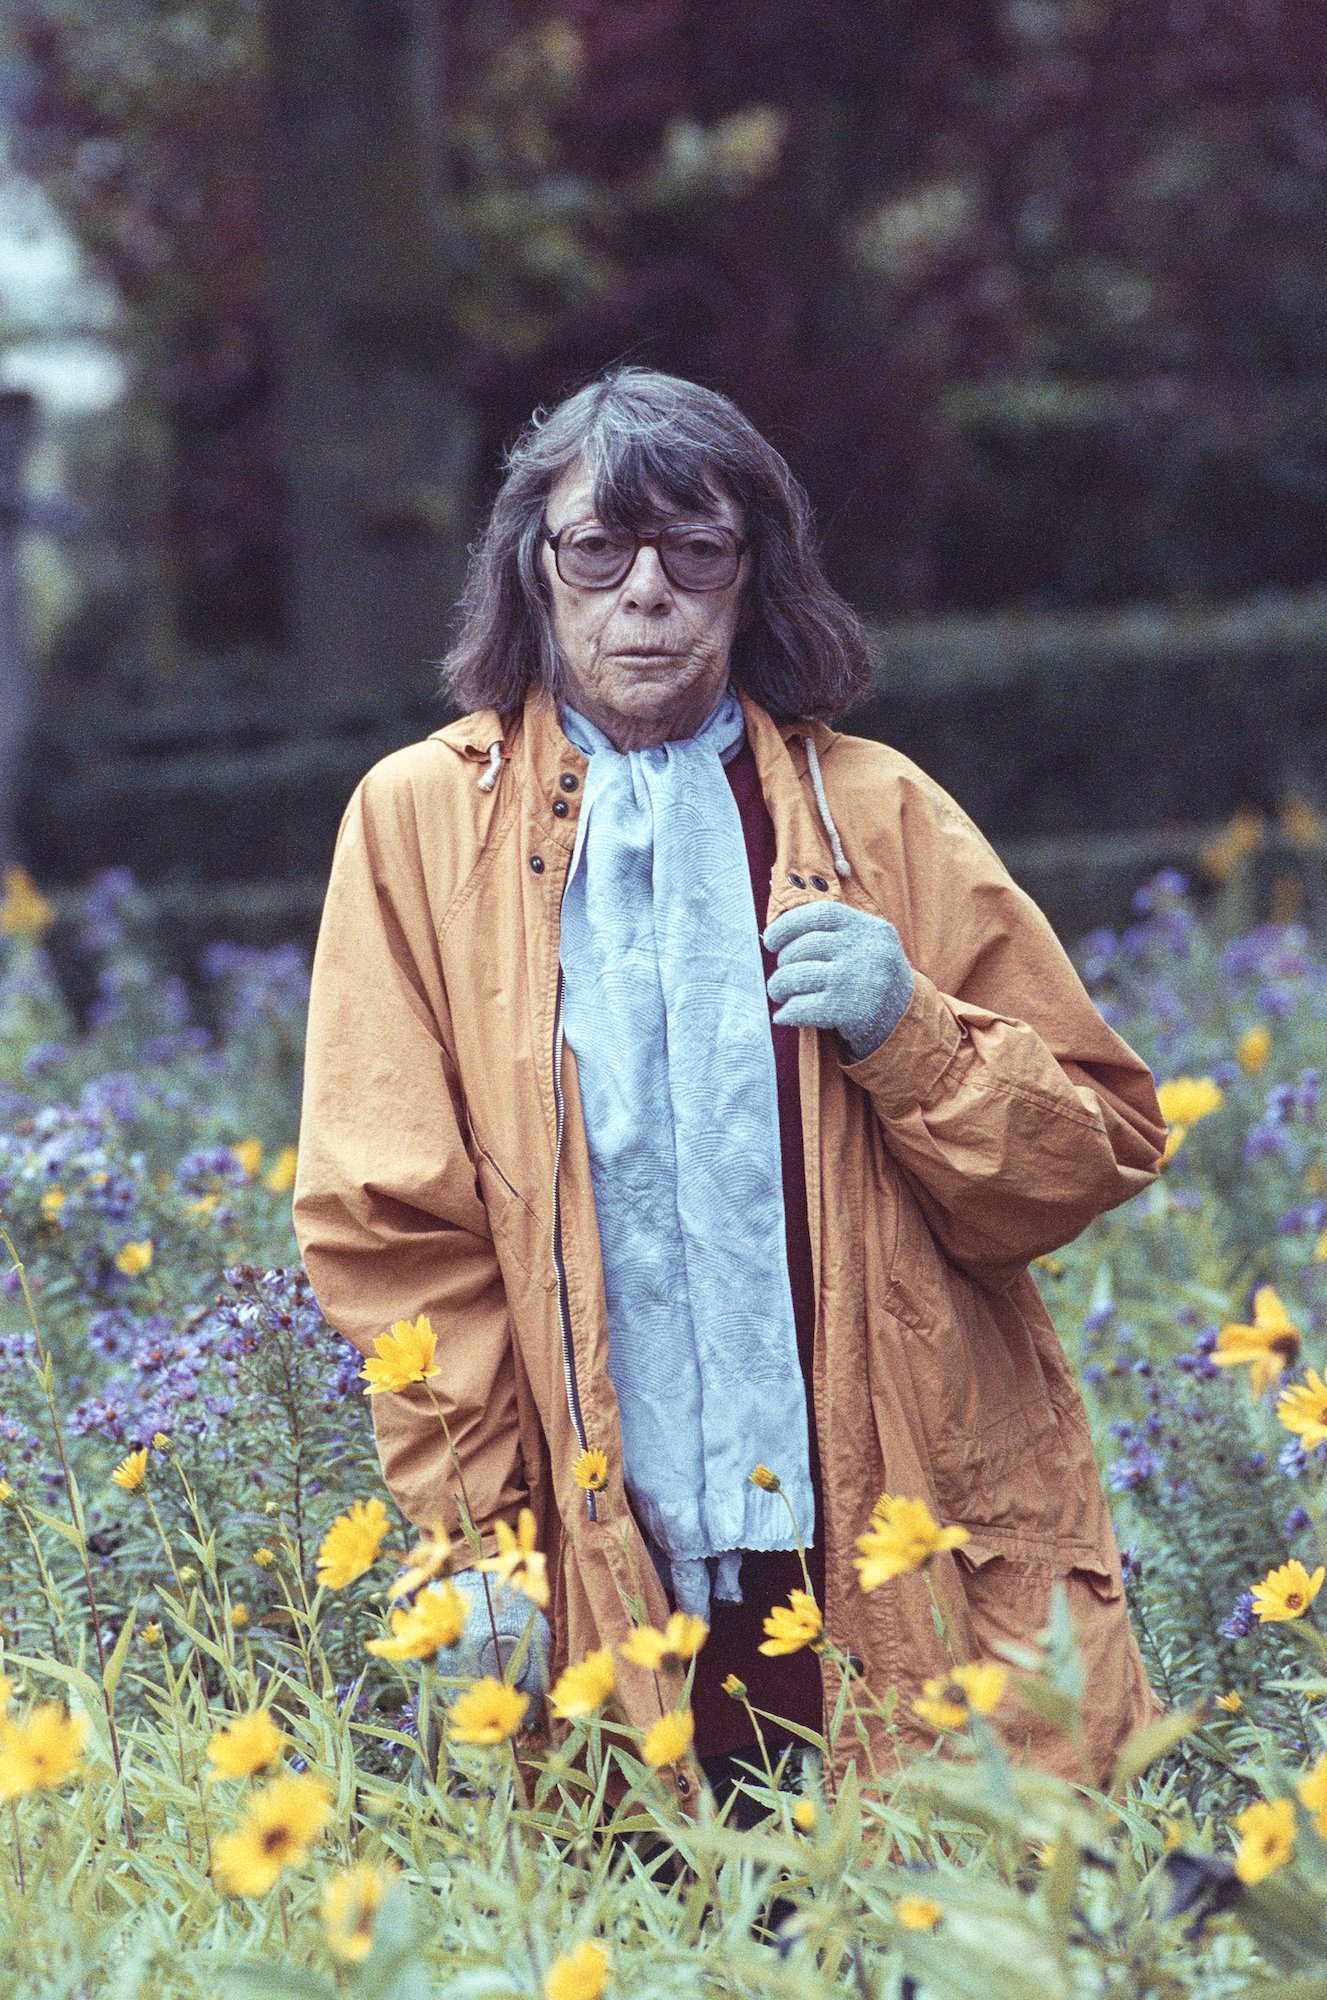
[2,857,1327,1996]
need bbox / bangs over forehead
[577,420,737,530]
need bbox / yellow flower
[475,1507,550,1611]
[549,1649,616,1720]
[0,865,55,938]
[1162,1820,1183,1851]
[1232,1796,1296,1884]
[641,1708,694,1769]
[1213,1287,1302,1398]
[1297,1752,1327,1836]
[388,1521,453,1602]
[366,1581,468,1660]
[545,1939,611,2000]
[206,1709,289,1780]
[152,1432,171,1452]
[0,1676,14,1716]
[1215,1689,1243,1713]
[619,1611,708,1672]
[895,1895,943,1931]
[913,1662,1008,1732]
[230,1604,249,1629]
[1156,1077,1224,1129]
[39,1188,65,1218]
[0,1703,88,1798]
[316,1496,391,1590]
[114,1239,154,1276]
[721,1672,747,1699]
[572,1448,608,1492]
[0,1480,12,1502]
[111,1448,149,1492]
[359,1314,440,1395]
[264,1145,299,1193]
[253,1547,276,1568]
[1237,1026,1273,1077]
[212,1772,333,1897]
[322,1860,394,1963]
[1159,1126,1187,1168]
[185,1192,221,1223]
[1252,1559,1325,1623]
[854,1495,969,1590]
[792,1798,817,1832]
[231,1138,263,1178]
[749,1464,781,1491]
[141,1622,162,1645]
[1200,807,1264,884]
[446,1677,529,1746]
[1316,1226,1327,1262]
[757,1588,823,1656]
[1276,1369,1327,1448]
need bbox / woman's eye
[573,532,612,553]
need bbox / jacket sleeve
[839,771,1166,1293]
[291,765,527,1553]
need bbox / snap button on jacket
[292,684,1167,1812]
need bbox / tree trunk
[0,390,37,874]
[260,0,473,715]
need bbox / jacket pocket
[952,1537,1123,1658]
[473,1144,554,1295]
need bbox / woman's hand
[764,901,915,1060]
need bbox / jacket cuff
[838,967,964,1118]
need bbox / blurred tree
[10,0,1327,683]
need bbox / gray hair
[437,366,875,722]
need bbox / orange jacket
[293,683,1166,1810]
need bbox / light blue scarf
[557,685,816,1619]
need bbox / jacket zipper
[551,960,597,1521]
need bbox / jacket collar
[432,684,845,920]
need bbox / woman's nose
[619,543,673,612]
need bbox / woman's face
[539,457,749,752]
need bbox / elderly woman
[293,366,1165,1815]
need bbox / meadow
[1,853,1326,1998]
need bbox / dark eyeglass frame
[543,521,748,592]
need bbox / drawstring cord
[476,741,503,792]
[803,734,851,879]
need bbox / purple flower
[1221,1592,1256,1640]
[1284,1505,1312,1539]
[1108,1448,1159,1492]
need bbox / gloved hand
[763,901,915,1060]
[396,1565,552,1701]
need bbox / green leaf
[25,1500,85,1549]
[1110,1707,1199,1792]
[102,1594,140,1703]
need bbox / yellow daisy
[113,1240,154,1276]
[571,1448,609,1492]
[1213,1287,1302,1398]
[316,1496,391,1590]
[475,1508,550,1611]
[757,1588,823,1656]
[205,1709,289,1780]
[0,1703,89,1798]
[1276,1369,1327,1448]
[1231,1797,1296,1884]
[264,1145,299,1193]
[388,1521,454,1602]
[913,1661,1007,1732]
[1155,1077,1224,1129]
[549,1649,617,1721]
[1237,1026,1272,1076]
[366,1581,468,1660]
[359,1315,441,1395]
[1251,1559,1325,1623]
[446,1678,529,1746]
[619,1611,708,1672]
[212,1772,333,1897]
[641,1708,694,1769]
[895,1895,943,1931]
[322,1860,395,1963]
[545,1939,611,2000]
[854,1495,969,1590]
[111,1449,149,1492]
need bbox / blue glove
[763,901,915,1060]
[396,1565,552,1700]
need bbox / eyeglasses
[543,521,747,592]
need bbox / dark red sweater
[681,734,827,1761]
